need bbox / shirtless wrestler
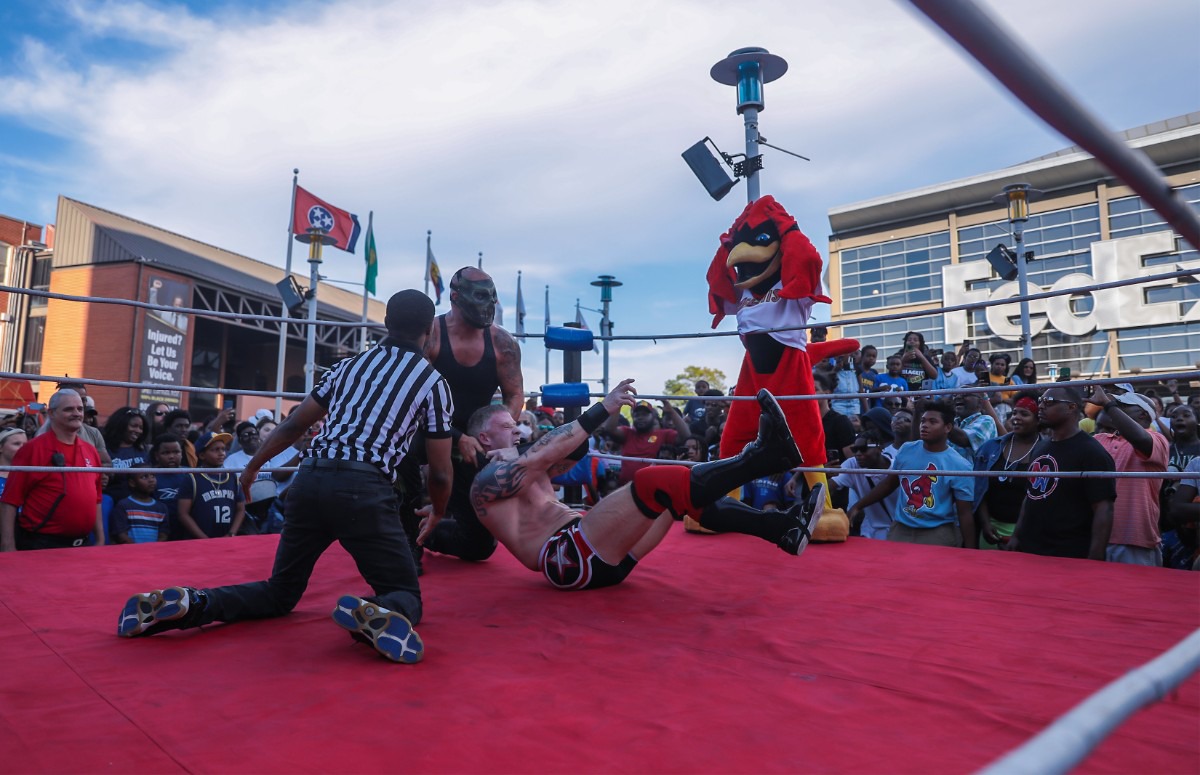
[454,379,822,590]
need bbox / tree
[664,366,727,398]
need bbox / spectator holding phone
[894,332,938,391]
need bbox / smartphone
[1057,367,1070,381]
[223,398,236,411]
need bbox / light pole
[294,227,336,391]
[589,274,622,395]
[994,183,1043,361]
[710,47,788,204]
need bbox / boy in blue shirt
[871,355,909,408]
[110,466,170,544]
[846,401,975,548]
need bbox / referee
[116,289,454,664]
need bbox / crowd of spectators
[583,332,1200,571]
[3,337,1198,572]
[0,382,323,551]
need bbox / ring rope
[6,368,1193,405]
[3,262,1194,343]
[978,628,1200,775]
[542,370,1200,402]
[587,454,1195,481]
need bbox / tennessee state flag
[293,186,362,253]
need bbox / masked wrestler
[399,267,524,570]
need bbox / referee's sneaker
[117,289,455,663]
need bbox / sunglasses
[850,443,882,453]
[1038,397,1073,406]
[154,410,168,417]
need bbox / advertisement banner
[139,275,192,409]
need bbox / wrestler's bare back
[470,454,580,570]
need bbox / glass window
[840,230,951,312]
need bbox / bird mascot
[704,195,858,541]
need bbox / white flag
[575,304,600,354]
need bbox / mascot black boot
[695,483,825,556]
[629,390,802,523]
[688,389,802,507]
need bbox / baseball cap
[633,400,656,413]
[860,407,896,443]
[253,408,275,423]
[1113,392,1156,422]
[195,431,233,452]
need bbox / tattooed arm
[470,458,528,521]
[493,326,525,420]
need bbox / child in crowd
[856,345,879,401]
[872,356,908,407]
[176,431,245,539]
[110,465,170,544]
[149,433,188,534]
[847,401,975,548]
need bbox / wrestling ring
[1,1,1199,771]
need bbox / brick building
[20,196,385,420]
[0,212,48,381]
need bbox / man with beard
[402,267,524,571]
[1006,386,1115,560]
[603,399,691,488]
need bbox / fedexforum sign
[942,231,1198,343]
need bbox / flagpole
[544,285,550,386]
[274,168,299,421]
[425,230,431,297]
[515,270,525,340]
[360,210,372,353]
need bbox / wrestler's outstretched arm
[517,378,637,476]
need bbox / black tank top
[432,316,500,430]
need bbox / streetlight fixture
[710,47,789,204]
[294,226,337,391]
[993,182,1043,361]
[590,274,622,395]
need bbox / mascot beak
[726,240,782,290]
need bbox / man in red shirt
[603,400,691,487]
[0,389,103,551]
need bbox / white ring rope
[3,261,1195,343]
[588,454,1195,481]
[977,628,1200,775]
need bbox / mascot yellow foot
[805,471,849,543]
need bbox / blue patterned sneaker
[117,586,199,637]
[778,483,824,557]
[332,595,424,664]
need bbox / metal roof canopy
[829,115,1200,236]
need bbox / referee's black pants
[198,460,423,626]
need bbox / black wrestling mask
[451,276,498,328]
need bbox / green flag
[363,221,378,296]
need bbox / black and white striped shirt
[307,340,454,480]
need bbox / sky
[0,0,1197,399]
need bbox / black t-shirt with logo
[1017,432,1116,558]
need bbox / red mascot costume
[706,195,858,539]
